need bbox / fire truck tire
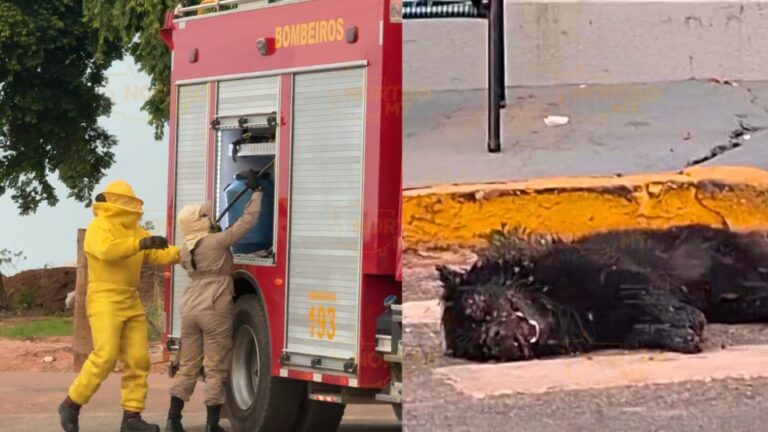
[226,295,304,432]
[291,399,346,432]
[394,404,402,422]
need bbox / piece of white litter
[579,84,588,88]
[42,356,55,363]
[744,134,751,140]
[544,116,570,127]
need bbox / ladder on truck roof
[173,0,300,17]
[402,0,506,153]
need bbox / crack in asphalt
[685,120,764,167]
[686,82,768,168]
[743,84,768,116]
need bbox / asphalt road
[0,373,399,432]
[404,80,768,188]
[405,372,768,432]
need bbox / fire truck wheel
[226,295,304,432]
[291,399,345,432]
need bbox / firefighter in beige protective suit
[58,180,181,432]
[165,170,264,432]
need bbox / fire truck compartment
[215,75,279,264]
[215,131,276,262]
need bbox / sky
[0,60,169,272]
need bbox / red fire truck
[160,1,403,430]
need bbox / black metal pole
[497,0,506,110]
[487,0,504,153]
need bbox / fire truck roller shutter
[217,75,279,128]
[285,67,366,371]
[171,84,209,337]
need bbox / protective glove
[209,221,223,233]
[245,169,262,191]
[139,236,169,250]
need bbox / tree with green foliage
[0,248,26,310]
[0,1,122,214]
[1,1,207,215]
[81,0,178,141]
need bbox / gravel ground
[402,250,475,303]
[0,335,168,374]
[403,318,768,379]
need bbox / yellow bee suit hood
[177,202,214,251]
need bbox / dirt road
[403,258,768,432]
[0,372,399,432]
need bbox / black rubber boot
[164,396,186,432]
[120,411,160,432]
[206,405,227,432]
[58,396,81,432]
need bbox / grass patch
[12,285,37,311]
[0,317,73,339]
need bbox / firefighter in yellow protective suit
[58,181,180,432]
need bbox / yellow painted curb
[403,166,768,250]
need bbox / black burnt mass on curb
[438,225,768,362]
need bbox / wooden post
[0,269,6,311]
[73,229,93,372]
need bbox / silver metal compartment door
[217,76,279,126]
[171,84,209,337]
[285,67,366,371]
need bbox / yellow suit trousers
[68,304,150,412]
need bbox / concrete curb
[434,344,768,397]
[403,166,768,250]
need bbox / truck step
[384,353,403,364]
[375,393,401,404]
[376,335,403,359]
[375,380,402,404]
